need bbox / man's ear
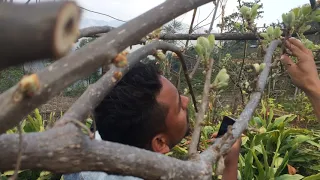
[151,134,170,154]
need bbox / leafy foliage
[238,101,320,179]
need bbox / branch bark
[189,58,201,79]
[78,26,115,39]
[0,1,81,70]
[188,58,215,157]
[159,29,319,40]
[0,124,211,180]
[0,0,213,134]
[85,28,319,41]
[200,40,281,164]
[56,41,198,125]
[207,0,219,33]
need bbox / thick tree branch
[0,0,213,134]
[86,28,319,41]
[78,26,115,39]
[207,0,219,33]
[0,2,81,70]
[159,29,319,41]
[0,124,211,180]
[56,41,198,125]
[9,123,22,180]
[200,40,281,164]
[189,58,215,157]
[174,8,197,110]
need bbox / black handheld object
[217,116,236,137]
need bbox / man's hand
[281,37,320,120]
[280,37,320,94]
[211,132,241,180]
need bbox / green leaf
[275,174,304,180]
[202,126,214,139]
[275,144,298,177]
[301,5,312,15]
[290,154,320,162]
[291,135,312,145]
[282,128,310,140]
[195,44,204,57]
[310,166,320,171]
[314,9,320,16]
[282,13,289,26]
[268,108,274,126]
[251,149,265,178]
[244,150,254,180]
[306,140,320,148]
[313,15,320,22]
[267,26,274,37]
[287,11,296,27]
[299,25,312,33]
[253,145,263,154]
[241,136,249,146]
[239,154,245,168]
[273,27,282,38]
[253,116,263,127]
[172,146,188,154]
[279,135,311,153]
[251,4,259,18]
[274,156,283,168]
[207,34,215,48]
[260,141,269,172]
[303,173,320,180]
[197,37,210,52]
[274,151,290,177]
[292,8,301,18]
[86,118,93,129]
[260,32,270,40]
[240,6,250,16]
[271,135,282,170]
[272,114,296,129]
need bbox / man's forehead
[156,76,178,105]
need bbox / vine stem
[188,58,215,158]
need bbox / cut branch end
[54,2,81,58]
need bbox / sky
[16,0,310,33]
[75,0,310,33]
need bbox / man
[64,37,320,180]
[64,61,240,180]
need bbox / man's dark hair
[94,62,168,150]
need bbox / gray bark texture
[0,124,211,180]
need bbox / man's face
[156,76,190,149]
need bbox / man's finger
[285,40,305,59]
[288,37,312,55]
[280,54,297,73]
[211,132,218,138]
